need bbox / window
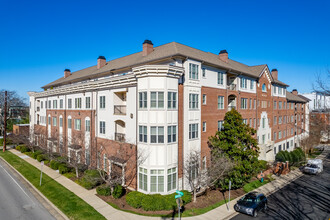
[241,98,247,109]
[279,101,282,109]
[202,68,206,78]
[189,123,199,139]
[189,162,198,180]
[284,102,286,109]
[99,121,105,134]
[60,117,63,127]
[74,119,81,130]
[274,132,277,140]
[167,168,177,191]
[291,115,294,122]
[284,116,286,124]
[85,119,90,132]
[139,167,148,191]
[217,72,224,85]
[59,99,63,109]
[53,117,57,126]
[279,116,282,124]
[100,96,106,109]
[53,100,57,109]
[68,99,72,109]
[250,80,254,90]
[150,92,164,108]
[202,122,206,132]
[218,120,224,131]
[274,147,277,155]
[139,92,147,109]
[278,87,282,95]
[202,156,206,170]
[249,98,252,109]
[254,99,256,109]
[262,101,267,108]
[202,94,206,105]
[139,126,147,143]
[291,140,293,146]
[278,145,282,152]
[291,128,293,135]
[243,119,247,124]
[68,118,72,129]
[262,134,265,144]
[274,116,277,125]
[48,116,51,124]
[86,97,91,109]
[254,118,256,128]
[240,78,247,89]
[75,98,82,109]
[103,154,107,171]
[150,126,164,143]
[249,118,252,126]
[41,101,43,109]
[150,169,164,192]
[262,84,266,92]
[279,131,282,139]
[189,63,199,80]
[284,130,286,137]
[273,86,277,94]
[168,92,177,109]
[48,100,51,109]
[189,94,199,109]
[167,126,177,143]
[218,96,224,109]
[291,103,294,109]
[274,101,277,109]
[262,118,265,128]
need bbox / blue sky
[1,0,329,101]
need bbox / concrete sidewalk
[8,148,327,220]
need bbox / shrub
[96,185,111,196]
[275,151,286,162]
[32,150,43,159]
[44,160,50,165]
[258,160,268,170]
[37,154,46,162]
[50,160,60,170]
[55,156,67,163]
[16,145,22,151]
[112,185,124,199]
[59,164,69,174]
[19,145,29,153]
[24,152,33,157]
[79,170,104,189]
[126,190,191,211]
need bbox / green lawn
[0,151,105,220]
[243,179,270,193]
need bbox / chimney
[142,40,153,56]
[219,50,229,63]
[97,56,106,69]
[271,69,278,80]
[292,89,298,95]
[64,69,71,78]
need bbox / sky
[0,0,329,102]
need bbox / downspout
[90,91,93,168]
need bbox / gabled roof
[298,94,311,102]
[286,92,308,103]
[42,42,290,89]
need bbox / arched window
[262,84,266,92]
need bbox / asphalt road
[0,158,56,220]
[231,150,330,220]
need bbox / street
[0,158,56,220]
[231,150,330,220]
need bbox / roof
[298,94,311,102]
[43,42,289,89]
[286,92,308,103]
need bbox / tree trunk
[193,188,197,202]
[75,166,79,178]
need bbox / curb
[0,155,69,220]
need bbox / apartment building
[28,40,309,194]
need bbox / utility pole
[3,91,7,152]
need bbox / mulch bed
[97,187,246,216]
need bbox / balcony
[228,94,237,111]
[114,105,126,115]
[227,84,237,91]
[115,133,126,142]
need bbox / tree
[208,109,259,190]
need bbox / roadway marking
[0,162,35,207]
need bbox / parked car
[234,192,267,217]
[303,159,323,175]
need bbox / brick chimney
[97,56,106,69]
[219,50,229,63]
[292,89,298,95]
[142,40,153,56]
[271,69,278,80]
[64,69,71,78]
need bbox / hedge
[50,160,61,170]
[32,150,43,159]
[37,154,47,162]
[275,148,306,166]
[59,164,69,174]
[126,190,192,211]
[78,170,104,190]
[96,185,111,196]
[112,185,124,199]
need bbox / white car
[303,159,323,174]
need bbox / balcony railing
[114,105,126,115]
[227,84,237,91]
[115,132,126,142]
[228,106,236,111]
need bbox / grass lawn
[243,179,271,193]
[0,151,105,220]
